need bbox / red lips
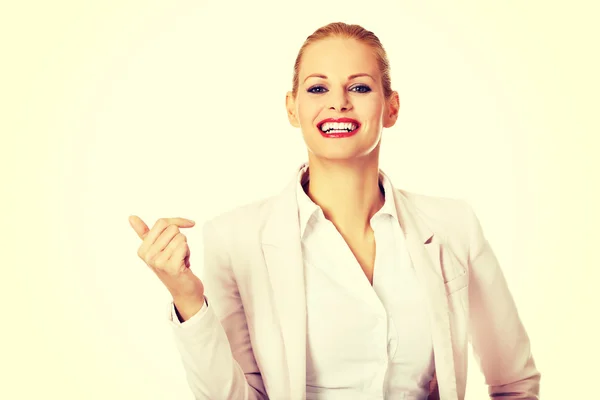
[317,117,361,139]
[317,117,361,129]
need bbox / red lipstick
[317,117,361,138]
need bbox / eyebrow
[303,73,375,83]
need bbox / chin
[310,147,376,162]
[304,134,381,162]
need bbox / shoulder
[399,189,475,228]
[398,189,483,255]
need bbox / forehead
[299,37,379,79]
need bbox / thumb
[129,215,150,240]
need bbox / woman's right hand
[129,216,205,308]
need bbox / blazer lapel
[258,167,458,399]
[260,172,307,399]
[390,185,458,400]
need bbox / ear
[286,91,300,128]
[383,91,400,128]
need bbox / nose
[328,89,352,112]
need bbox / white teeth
[320,122,358,132]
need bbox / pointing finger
[130,216,195,240]
[162,218,196,227]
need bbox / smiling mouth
[319,121,360,134]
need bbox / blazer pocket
[444,272,468,296]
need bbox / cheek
[364,102,385,124]
[296,99,321,125]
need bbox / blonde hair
[291,22,393,99]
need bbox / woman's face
[286,37,399,162]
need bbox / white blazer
[170,166,541,400]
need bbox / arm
[465,204,541,399]
[168,220,268,400]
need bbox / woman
[129,22,540,400]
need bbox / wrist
[167,270,203,299]
[172,293,205,322]
[171,279,204,305]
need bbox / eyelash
[307,84,372,94]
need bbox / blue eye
[307,86,327,94]
[351,85,371,93]
[307,84,372,94]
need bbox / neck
[304,149,384,239]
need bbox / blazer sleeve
[169,219,268,400]
[465,204,541,399]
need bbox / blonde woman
[129,22,540,400]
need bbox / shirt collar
[296,163,321,238]
[295,162,400,238]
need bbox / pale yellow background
[2,1,598,399]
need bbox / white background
[2,1,599,399]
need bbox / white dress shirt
[297,164,434,400]
[168,164,435,399]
